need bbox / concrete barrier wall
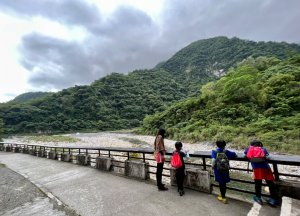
[96,156,112,171]
[22,148,29,154]
[61,153,72,162]
[4,146,12,152]
[29,149,36,156]
[13,147,20,153]
[76,154,90,166]
[48,151,57,160]
[37,150,47,158]
[111,160,125,174]
[125,160,149,180]
[276,180,300,200]
[170,167,212,193]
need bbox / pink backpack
[171,151,182,169]
[246,146,266,163]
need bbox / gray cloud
[161,0,300,44]
[1,0,300,91]
[0,0,102,32]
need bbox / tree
[0,119,3,141]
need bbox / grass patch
[25,135,80,143]
[0,163,6,168]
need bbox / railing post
[143,153,145,162]
[127,152,130,160]
[272,162,280,181]
[108,151,111,157]
[69,148,71,154]
[202,157,206,170]
[98,150,100,156]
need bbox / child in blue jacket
[212,140,237,204]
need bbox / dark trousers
[255,179,276,199]
[175,168,185,191]
[219,183,227,198]
[156,163,164,187]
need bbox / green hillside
[0,70,186,134]
[140,55,300,154]
[0,36,300,135]
[9,92,51,103]
[159,36,300,94]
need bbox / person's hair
[250,140,263,147]
[175,141,183,150]
[154,128,166,149]
[157,128,166,138]
[216,140,226,149]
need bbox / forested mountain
[0,36,300,136]
[140,55,300,154]
[0,70,186,134]
[9,92,51,103]
[158,36,300,94]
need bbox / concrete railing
[1,142,300,199]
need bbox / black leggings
[255,179,276,199]
[175,168,185,191]
[156,163,164,187]
[219,183,227,198]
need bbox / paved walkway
[0,152,263,216]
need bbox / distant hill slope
[0,36,300,135]
[9,92,51,103]
[140,55,300,154]
[160,36,300,93]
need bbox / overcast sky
[0,0,299,102]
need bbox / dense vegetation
[0,119,3,141]
[158,36,300,94]
[0,36,300,142]
[0,69,187,134]
[8,92,51,103]
[140,56,300,154]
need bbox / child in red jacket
[244,140,278,206]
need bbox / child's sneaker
[217,196,228,204]
[222,198,228,204]
[217,194,222,201]
[267,198,277,207]
[253,196,263,205]
[179,190,185,196]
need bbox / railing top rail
[1,142,300,165]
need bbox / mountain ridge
[1,36,300,136]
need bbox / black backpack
[215,150,230,173]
